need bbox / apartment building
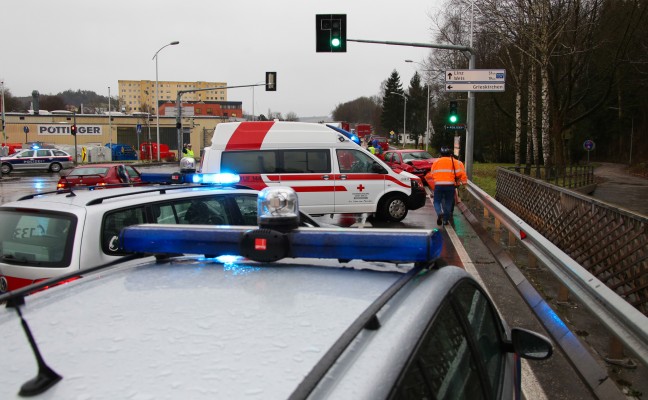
[118,80,228,114]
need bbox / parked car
[0,148,74,174]
[381,149,437,182]
[0,177,324,293]
[57,163,142,189]
[0,187,553,399]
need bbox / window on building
[207,108,213,114]
[196,109,201,114]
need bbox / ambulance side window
[337,149,376,173]
[222,151,277,174]
[282,150,330,173]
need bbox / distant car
[0,187,553,399]
[0,178,325,293]
[382,149,437,182]
[1,148,74,174]
[57,164,142,189]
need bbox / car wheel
[49,163,62,173]
[1,163,12,174]
[378,193,408,222]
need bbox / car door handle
[340,175,347,180]
[322,175,331,180]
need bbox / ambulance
[200,121,427,222]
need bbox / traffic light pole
[347,39,476,180]
[175,82,271,161]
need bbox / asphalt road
[590,162,648,216]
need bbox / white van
[200,121,427,221]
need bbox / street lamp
[153,40,180,162]
[405,60,432,151]
[389,92,407,144]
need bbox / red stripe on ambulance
[225,121,275,150]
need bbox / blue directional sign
[583,139,595,151]
[136,124,142,134]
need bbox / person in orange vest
[425,146,467,226]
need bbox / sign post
[583,139,595,164]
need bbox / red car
[57,164,142,189]
[381,149,437,182]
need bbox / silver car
[0,187,552,399]
[0,148,74,174]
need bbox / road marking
[445,225,549,400]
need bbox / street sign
[446,83,505,92]
[136,124,142,134]
[445,124,466,131]
[583,139,595,151]
[445,69,506,82]
[23,126,29,134]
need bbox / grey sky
[1,1,441,118]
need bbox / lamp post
[405,60,433,151]
[153,40,180,162]
[389,92,407,144]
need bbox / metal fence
[505,164,595,189]
[495,167,647,317]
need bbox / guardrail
[464,180,648,368]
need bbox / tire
[378,193,409,222]
[1,163,12,174]
[49,163,62,173]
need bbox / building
[159,101,243,119]
[1,111,228,160]
[118,80,228,114]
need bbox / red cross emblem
[357,184,365,192]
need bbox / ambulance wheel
[49,163,62,173]
[1,163,12,174]
[379,194,408,222]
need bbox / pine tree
[380,70,405,142]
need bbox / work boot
[436,215,443,226]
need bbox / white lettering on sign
[38,125,103,135]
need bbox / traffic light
[316,14,347,52]
[265,72,277,91]
[448,101,459,124]
[70,124,77,136]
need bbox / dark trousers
[433,185,455,223]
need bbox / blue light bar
[139,172,240,185]
[119,225,443,263]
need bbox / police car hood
[0,257,410,399]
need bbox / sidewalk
[591,163,648,217]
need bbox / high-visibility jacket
[425,156,467,188]
[185,149,195,158]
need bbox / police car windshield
[0,210,75,268]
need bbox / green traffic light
[331,38,341,47]
[449,115,458,123]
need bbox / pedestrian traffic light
[316,14,347,52]
[70,124,77,136]
[265,72,277,91]
[448,101,459,124]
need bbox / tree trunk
[541,60,551,169]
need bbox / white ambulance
[200,121,427,222]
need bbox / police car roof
[0,254,468,399]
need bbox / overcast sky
[1,1,443,118]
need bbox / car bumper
[407,184,427,210]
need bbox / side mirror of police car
[509,328,553,360]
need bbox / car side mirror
[509,328,553,360]
[371,162,388,174]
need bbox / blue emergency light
[139,172,240,185]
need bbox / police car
[0,147,74,174]
[0,174,323,293]
[0,187,553,399]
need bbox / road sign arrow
[447,84,453,90]
[447,72,453,80]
